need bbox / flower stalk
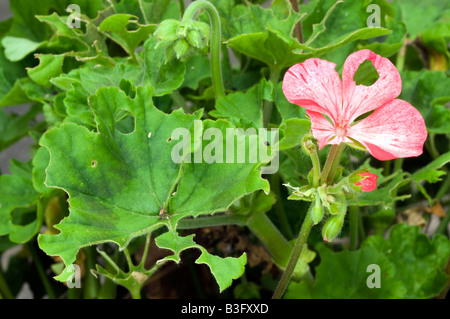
[181,0,225,99]
[272,205,314,299]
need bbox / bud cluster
[155,19,210,63]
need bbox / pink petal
[306,111,336,149]
[355,172,378,192]
[347,99,427,161]
[282,58,343,123]
[342,49,402,124]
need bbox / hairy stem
[263,66,281,128]
[182,0,225,99]
[271,173,294,239]
[28,242,56,299]
[272,205,314,299]
[247,212,293,268]
[320,144,346,185]
[349,206,359,250]
[0,263,13,299]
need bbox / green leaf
[27,54,65,88]
[1,36,47,62]
[400,70,450,134]
[210,79,273,129]
[206,0,303,40]
[142,36,186,96]
[297,0,393,65]
[0,160,41,243]
[227,24,390,70]
[37,86,268,282]
[155,231,247,292]
[391,0,450,40]
[412,151,450,184]
[278,119,311,151]
[99,14,156,58]
[36,12,114,66]
[363,223,450,298]
[181,54,211,90]
[285,243,406,298]
[0,106,41,151]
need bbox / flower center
[335,118,348,138]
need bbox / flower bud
[312,195,324,225]
[174,38,190,60]
[355,172,378,192]
[155,19,180,43]
[349,170,378,192]
[301,134,318,156]
[327,190,347,215]
[322,212,346,242]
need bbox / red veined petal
[283,58,343,124]
[347,99,427,161]
[342,49,402,124]
[307,110,337,149]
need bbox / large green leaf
[285,243,406,298]
[38,86,268,283]
[363,223,450,298]
[206,0,303,40]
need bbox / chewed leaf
[38,86,268,282]
[155,231,246,292]
[99,14,156,57]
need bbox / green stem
[247,212,293,268]
[171,90,189,113]
[139,232,152,268]
[393,158,404,172]
[436,172,450,201]
[358,211,366,243]
[271,173,294,239]
[0,263,13,299]
[349,206,359,251]
[310,148,321,188]
[130,285,142,299]
[177,213,248,229]
[435,208,450,237]
[263,66,281,128]
[177,211,293,268]
[396,42,407,71]
[320,144,346,185]
[182,0,225,99]
[124,248,134,272]
[27,243,56,299]
[426,134,440,159]
[272,205,314,299]
[178,0,185,15]
[83,247,99,299]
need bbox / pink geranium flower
[282,49,427,161]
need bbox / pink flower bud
[354,172,378,192]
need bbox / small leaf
[155,230,247,292]
[27,54,64,88]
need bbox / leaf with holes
[37,86,268,284]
